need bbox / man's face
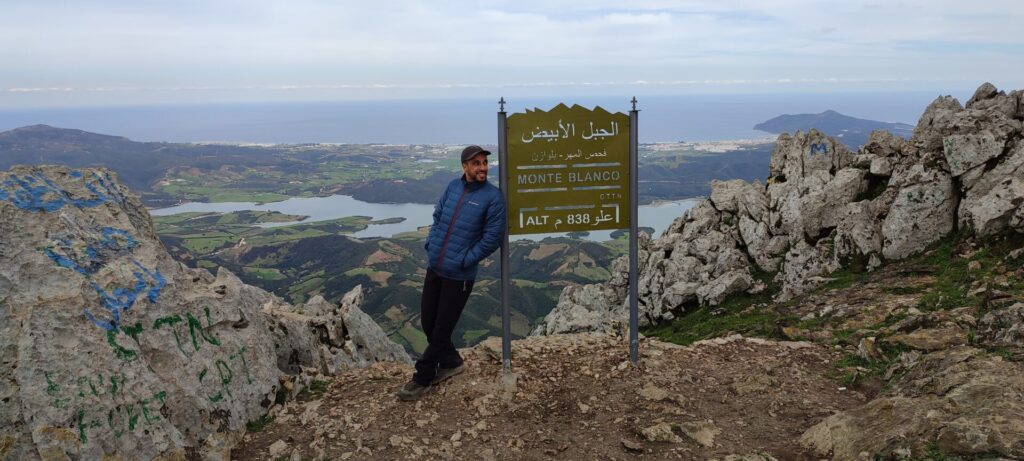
[462,154,488,183]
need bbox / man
[397,145,506,401]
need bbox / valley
[155,210,629,355]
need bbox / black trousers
[413,268,474,386]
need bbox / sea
[0,92,953,145]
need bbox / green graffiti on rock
[106,329,137,362]
[187,307,221,351]
[153,315,188,355]
[230,346,253,385]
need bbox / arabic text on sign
[506,103,630,234]
[521,120,619,143]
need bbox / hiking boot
[431,363,466,385]
[396,380,431,401]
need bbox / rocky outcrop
[263,289,411,377]
[0,165,409,459]
[535,83,1024,336]
[801,347,1024,460]
[976,302,1024,359]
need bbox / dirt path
[235,333,867,460]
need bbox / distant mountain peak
[754,110,913,148]
[0,124,129,142]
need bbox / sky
[3,0,1023,107]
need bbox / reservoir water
[149,195,699,241]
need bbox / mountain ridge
[0,124,773,207]
[754,109,914,149]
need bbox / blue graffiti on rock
[809,142,830,156]
[44,227,138,276]
[0,170,120,212]
[83,260,167,331]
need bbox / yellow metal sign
[506,103,630,235]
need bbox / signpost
[498,101,640,374]
[505,103,631,235]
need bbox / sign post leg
[629,98,640,365]
[498,99,513,376]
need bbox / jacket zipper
[436,186,469,272]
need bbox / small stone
[641,422,683,443]
[681,420,720,448]
[639,385,670,401]
[621,438,645,453]
[269,440,289,458]
[968,260,982,271]
[857,337,883,361]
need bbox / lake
[149,195,699,241]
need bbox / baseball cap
[461,145,492,162]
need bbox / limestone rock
[680,420,720,448]
[801,168,868,239]
[862,129,906,159]
[541,82,1024,336]
[738,215,784,272]
[0,165,408,460]
[336,287,412,366]
[696,270,753,306]
[710,179,747,213]
[976,303,1024,357]
[882,165,956,259]
[262,286,413,379]
[640,422,682,443]
[532,283,622,336]
[958,142,1024,234]
[778,240,840,300]
[869,156,894,177]
[537,197,764,335]
[965,82,1019,117]
[833,201,883,263]
[966,82,1000,108]
[912,95,964,153]
[943,131,1007,178]
[964,177,1024,235]
[735,181,768,222]
[802,347,1024,460]
[0,166,278,459]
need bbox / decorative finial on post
[499,97,506,112]
[631,96,638,111]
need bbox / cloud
[1,0,1022,103]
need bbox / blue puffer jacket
[425,176,506,281]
